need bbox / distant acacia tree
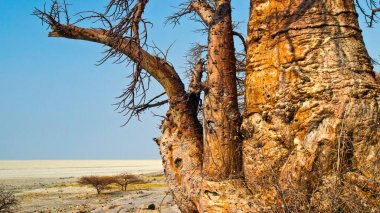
[35,0,380,212]
[78,176,114,194]
[0,185,18,213]
[113,173,144,191]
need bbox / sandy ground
[0,161,179,213]
[1,173,179,213]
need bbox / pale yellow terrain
[0,160,179,213]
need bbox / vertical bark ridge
[202,0,242,181]
[158,93,204,212]
[38,1,380,211]
[243,0,380,211]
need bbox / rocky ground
[1,172,180,213]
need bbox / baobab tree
[35,0,380,212]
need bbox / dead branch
[120,92,168,124]
[33,1,187,125]
[370,7,380,27]
[190,0,215,26]
[188,60,205,115]
[189,60,205,95]
[190,1,247,53]
[45,24,184,96]
[355,0,380,27]
[232,31,247,53]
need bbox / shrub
[113,172,144,191]
[0,185,18,213]
[78,176,114,194]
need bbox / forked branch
[190,0,215,25]
[355,0,380,27]
[122,92,169,123]
[33,1,186,115]
[167,0,247,52]
[190,0,247,51]
[370,7,380,27]
[46,24,185,98]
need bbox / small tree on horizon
[78,176,114,194]
[113,172,144,191]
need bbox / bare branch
[166,2,193,26]
[34,2,186,125]
[370,7,380,27]
[61,26,182,95]
[189,59,205,95]
[233,31,247,53]
[355,0,380,27]
[118,92,168,124]
[190,0,215,26]
[188,59,206,122]
[190,1,246,53]
[130,100,168,115]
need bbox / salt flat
[0,160,163,179]
[0,160,178,212]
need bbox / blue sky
[0,1,379,160]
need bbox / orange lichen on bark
[243,0,380,211]
[37,0,380,211]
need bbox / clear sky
[0,1,379,160]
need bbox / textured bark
[189,61,205,114]
[157,94,203,212]
[202,0,242,181]
[39,0,380,211]
[243,0,380,211]
[45,23,205,212]
[190,0,214,25]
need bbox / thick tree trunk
[160,0,380,212]
[39,0,380,211]
[243,0,380,211]
[157,1,246,209]
[202,0,242,181]
[157,93,203,212]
